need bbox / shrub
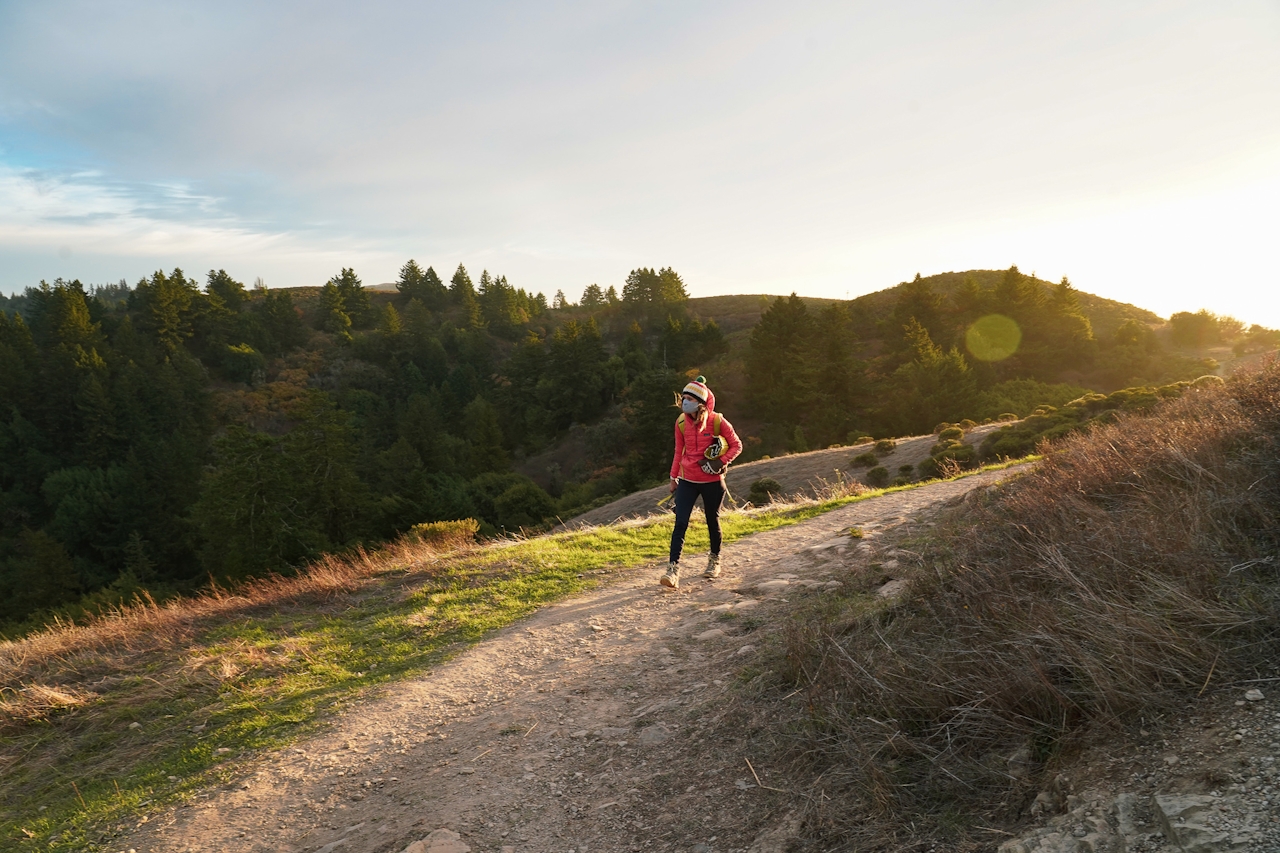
[980,380,1203,460]
[958,419,977,429]
[916,456,940,479]
[748,477,784,505]
[847,433,874,445]
[889,477,910,487]
[997,412,1019,421]
[897,464,914,477]
[864,466,890,488]
[938,426,964,441]
[849,452,878,468]
[874,439,896,455]
[492,482,557,531]
[407,518,479,550]
[221,342,266,384]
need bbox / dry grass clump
[0,529,474,732]
[780,359,1280,848]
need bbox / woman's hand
[670,478,678,493]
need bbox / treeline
[745,266,1235,448]
[0,264,724,628]
[2,260,1268,629]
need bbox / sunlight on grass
[0,457,1034,850]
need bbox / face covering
[681,397,701,414]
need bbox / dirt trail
[120,467,1025,853]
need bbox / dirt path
[119,467,1025,853]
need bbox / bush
[847,433,874,445]
[221,342,266,384]
[748,477,784,505]
[492,481,557,531]
[938,426,964,441]
[874,439,896,455]
[408,518,479,550]
[889,477,910,487]
[997,412,1019,421]
[849,452,878,468]
[897,464,914,477]
[864,466,890,488]
[980,380,1202,460]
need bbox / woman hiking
[661,376,743,589]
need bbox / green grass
[1,455,1036,850]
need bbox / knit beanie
[682,376,711,404]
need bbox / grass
[768,359,1280,850]
[0,457,1034,851]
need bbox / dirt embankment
[566,422,1007,529]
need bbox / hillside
[843,268,1164,339]
[5,359,1277,853]
[0,264,1265,640]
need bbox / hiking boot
[659,562,680,589]
[702,554,722,579]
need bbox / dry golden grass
[775,357,1280,849]
[0,522,477,733]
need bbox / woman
[662,376,743,589]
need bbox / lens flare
[966,314,1021,362]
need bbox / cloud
[0,1,1278,323]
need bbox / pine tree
[319,282,353,341]
[329,268,372,328]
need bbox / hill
[0,262,1267,637]
[5,360,1277,853]
[843,268,1163,339]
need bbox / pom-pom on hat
[682,375,711,405]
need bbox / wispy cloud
[1,1,1278,322]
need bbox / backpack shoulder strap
[712,413,722,436]
[676,413,686,429]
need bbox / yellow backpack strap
[713,413,722,436]
[676,413,686,430]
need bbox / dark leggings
[669,478,725,564]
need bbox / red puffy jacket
[669,389,742,483]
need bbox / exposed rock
[403,828,470,853]
[875,579,908,598]
[638,724,671,745]
[755,580,790,593]
[1152,794,1250,853]
[1244,689,1264,702]
[695,629,726,641]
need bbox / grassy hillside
[755,359,1280,848]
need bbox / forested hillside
[741,266,1262,448]
[0,265,719,629]
[1,263,1273,631]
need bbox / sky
[2,0,1279,326]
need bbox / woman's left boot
[702,554,721,579]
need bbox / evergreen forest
[0,262,1273,631]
